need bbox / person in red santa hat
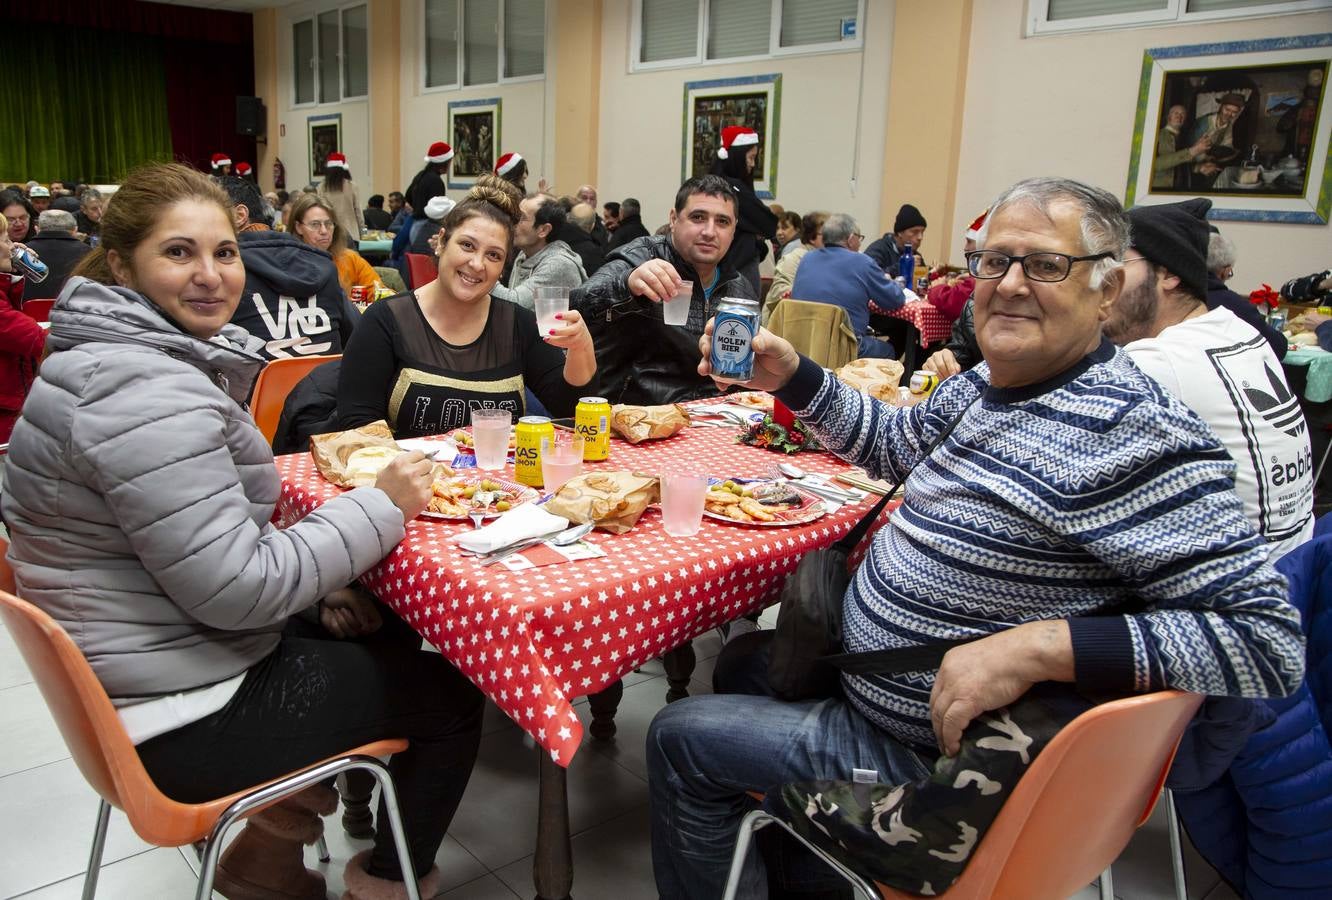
[320,151,364,243]
[924,207,988,325]
[209,153,232,177]
[708,125,776,297]
[234,161,255,184]
[494,152,528,192]
[922,208,991,379]
[406,141,453,246]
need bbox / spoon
[775,463,858,502]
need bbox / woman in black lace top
[338,176,596,437]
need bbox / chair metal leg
[316,833,331,864]
[1099,864,1114,900]
[193,754,419,900]
[721,808,881,900]
[81,800,112,900]
[1165,789,1187,900]
[1314,433,1332,487]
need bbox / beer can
[514,416,554,487]
[349,285,367,304]
[709,297,761,382]
[909,370,939,396]
[1270,310,1288,332]
[11,247,48,283]
[575,396,611,461]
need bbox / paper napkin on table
[453,503,570,554]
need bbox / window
[422,0,546,91]
[293,19,315,105]
[1029,0,1332,35]
[634,0,863,70]
[291,4,369,106]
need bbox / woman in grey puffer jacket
[2,164,482,900]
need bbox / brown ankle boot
[214,788,332,900]
[341,849,442,900]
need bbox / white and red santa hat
[325,152,349,170]
[964,207,990,242]
[210,152,232,170]
[716,126,759,160]
[424,141,454,164]
[495,152,523,176]
[235,162,253,176]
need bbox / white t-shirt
[1125,307,1314,560]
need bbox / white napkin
[452,502,570,554]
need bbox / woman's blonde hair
[286,193,347,257]
[71,163,233,286]
[437,174,523,260]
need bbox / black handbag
[767,399,975,701]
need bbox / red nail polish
[548,329,556,335]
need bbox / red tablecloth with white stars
[868,298,952,347]
[273,421,875,767]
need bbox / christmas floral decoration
[1249,283,1280,318]
[738,414,821,455]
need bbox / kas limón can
[709,297,761,381]
[514,416,555,487]
[575,397,611,461]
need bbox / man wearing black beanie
[1104,198,1313,558]
[864,203,928,272]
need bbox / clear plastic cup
[660,474,709,537]
[535,286,570,335]
[541,433,584,493]
[662,280,693,326]
[471,409,513,470]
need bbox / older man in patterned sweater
[646,177,1306,900]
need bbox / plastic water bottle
[898,243,915,286]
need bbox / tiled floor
[1,621,1241,900]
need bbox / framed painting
[307,113,342,180]
[1126,34,1332,224]
[683,74,782,199]
[447,98,501,190]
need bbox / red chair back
[405,252,438,289]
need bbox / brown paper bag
[610,404,691,444]
[309,420,402,488]
[542,471,660,534]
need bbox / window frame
[421,0,548,96]
[1026,0,1332,36]
[631,0,865,73]
[290,2,370,109]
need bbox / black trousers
[136,613,484,881]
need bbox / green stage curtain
[3,25,173,183]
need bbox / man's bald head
[576,185,597,206]
[570,202,596,233]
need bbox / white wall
[396,0,550,199]
[275,1,373,196]
[953,1,1332,289]
[596,0,894,245]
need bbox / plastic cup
[660,474,709,537]
[535,286,570,335]
[541,433,584,493]
[662,280,693,326]
[471,409,512,470]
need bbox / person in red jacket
[0,213,47,443]
[925,208,988,324]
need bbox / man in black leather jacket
[571,175,757,405]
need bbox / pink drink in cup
[471,409,512,470]
[662,280,693,326]
[541,433,584,492]
[660,474,709,537]
[535,286,570,334]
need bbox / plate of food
[420,472,538,520]
[727,392,775,412]
[703,479,827,526]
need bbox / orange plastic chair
[22,298,54,322]
[405,252,438,289]
[0,563,419,900]
[249,354,341,446]
[724,690,1203,900]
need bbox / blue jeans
[857,334,897,359]
[648,693,930,899]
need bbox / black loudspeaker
[237,96,266,137]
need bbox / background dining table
[272,405,884,899]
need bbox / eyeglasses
[965,249,1113,283]
[301,219,335,232]
[852,232,865,241]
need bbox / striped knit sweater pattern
[788,343,1305,751]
